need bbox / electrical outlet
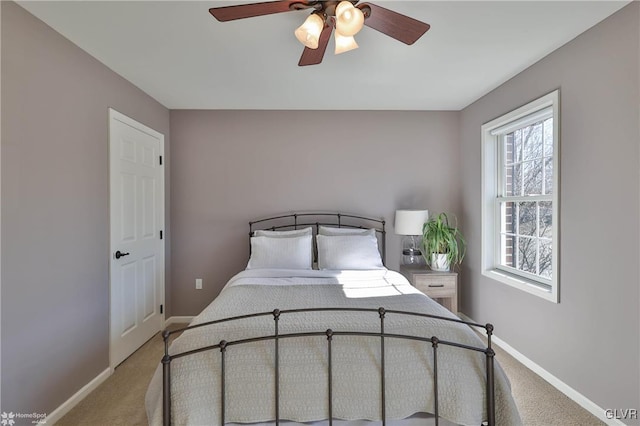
[196,278,203,290]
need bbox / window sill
[482,268,559,303]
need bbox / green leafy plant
[422,213,466,269]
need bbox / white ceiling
[18,1,629,110]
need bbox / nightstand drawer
[414,274,456,289]
[414,276,456,298]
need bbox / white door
[109,108,165,368]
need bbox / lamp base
[402,248,424,266]
[401,235,425,266]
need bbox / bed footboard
[161,307,496,426]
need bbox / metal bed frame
[160,213,496,426]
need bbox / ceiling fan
[209,1,430,66]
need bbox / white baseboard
[43,317,191,424]
[164,316,194,327]
[42,367,112,425]
[458,313,624,426]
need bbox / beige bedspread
[145,269,521,425]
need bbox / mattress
[145,269,521,425]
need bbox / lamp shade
[334,30,359,54]
[294,13,325,49]
[395,210,429,235]
[335,1,365,37]
[335,1,353,18]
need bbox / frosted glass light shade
[335,1,365,37]
[295,13,325,49]
[395,210,429,235]
[335,1,353,18]
[334,31,358,54]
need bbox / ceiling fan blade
[210,1,311,22]
[298,25,332,66]
[359,3,430,45]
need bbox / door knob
[115,250,130,259]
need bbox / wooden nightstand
[400,265,458,314]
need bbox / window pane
[518,202,537,236]
[505,163,522,196]
[543,117,553,157]
[514,129,523,162]
[504,133,516,165]
[523,159,543,196]
[523,123,543,161]
[539,201,552,238]
[501,233,516,268]
[518,236,537,274]
[500,201,516,234]
[539,239,552,278]
[499,200,552,279]
[544,157,553,195]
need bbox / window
[481,90,559,302]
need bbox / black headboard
[249,212,387,265]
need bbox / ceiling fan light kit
[209,0,431,66]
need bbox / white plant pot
[430,253,450,272]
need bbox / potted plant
[421,213,466,271]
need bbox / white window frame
[481,90,560,303]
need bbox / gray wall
[459,2,639,416]
[169,110,461,315]
[1,2,170,417]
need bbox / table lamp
[395,209,429,265]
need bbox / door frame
[108,108,165,370]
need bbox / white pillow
[318,226,376,238]
[254,227,312,238]
[316,234,384,270]
[247,235,313,270]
